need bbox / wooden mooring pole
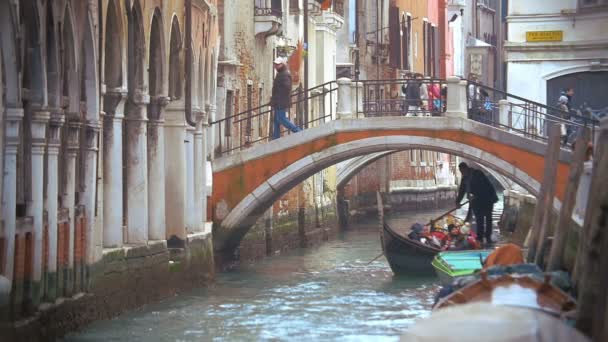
[376,191,385,231]
[574,118,608,341]
[527,123,561,264]
[546,127,590,271]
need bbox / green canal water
[64,210,456,342]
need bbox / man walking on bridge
[271,57,302,140]
[456,162,499,246]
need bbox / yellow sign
[526,31,563,42]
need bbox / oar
[428,201,469,227]
[365,252,385,265]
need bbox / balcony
[255,0,283,37]
[448,0,466,10]
[317,9,344,31]
[307,0,322,16]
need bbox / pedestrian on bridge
[456,162,499,246]
[402,73,423,117]
[271,57,302,140]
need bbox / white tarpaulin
[401,303,589,342]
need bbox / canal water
[64,209,460,342]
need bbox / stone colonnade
[0,0,218,318]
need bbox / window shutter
[389,6,401,69]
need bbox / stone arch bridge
[211,116,572,254]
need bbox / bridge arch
[336,151,517,197]
[212,117,571,253]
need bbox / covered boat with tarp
[402,302,588,342]
[432,263,576,315]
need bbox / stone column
[445,76,467,118]
[498,99,510,128]
[27,109,50,307]
[102,91,127,248]
[125,93,150,244]
[185,125,196,233]
[45,113,63,301]
[82,120,100,267]
[164,100,187,246]
[147,96,169,241]
[2,108,24,281]
[64,118,81,296]
[336,78,353,119]
[350,81,363,118]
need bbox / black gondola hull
[382,222,440,276]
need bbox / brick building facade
[336,0,460,216]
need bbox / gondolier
[456,162,499,246]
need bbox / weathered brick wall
[341,151,457,222]
[238,179,338,264]
[57,222,69,274]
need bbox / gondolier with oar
[456,162,499,246]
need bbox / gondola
[381,221,441,275]
[376,192,471,276]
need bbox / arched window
[168,17,183,100]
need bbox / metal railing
[254,7,282,16]
[466,81,599,144]
[254,0,282,17]
[211,81,337,156]
[358,78,447,117]
[210,77,600,157]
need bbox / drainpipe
[185,0,196,127]
[264,23,282,39]
[304,0,309,127]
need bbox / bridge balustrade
[358,78,447,117]
[211,81,338,156]
[466,81,599,144]
[210,76,600,157]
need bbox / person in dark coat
[401,73,422,117]
[271,57,301,140]
[558,87,574,145]
[456,162,499,245]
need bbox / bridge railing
[210,76,600,157]
[466,81,599,144]
[357,78,447,117]
[211,81,337,156]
